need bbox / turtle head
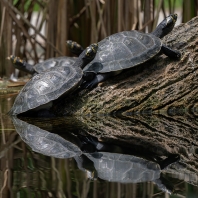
[7,55,24,70]
[78,43,98,69]
[152,13,178,39]
[66,40,84,56]
[84,43,98,61]
[7,55,35,74]
[164,13,177,29]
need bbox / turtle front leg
[161,44,181,59]
[7,55,35,74]
[81,72,113,89]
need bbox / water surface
[0,94,198,198]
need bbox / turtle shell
[11,116,82,158]
[34,56,77,73]
[9,64,83,115]
[83,31,162,73]
[85,152,161,183]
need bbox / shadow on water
[0,96,198,197]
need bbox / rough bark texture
[46,17,198,185]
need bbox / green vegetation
[154,0,183,9]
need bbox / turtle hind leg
[81,73,113,90]
[161,44,181,59]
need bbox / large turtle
[8,41,84,76]
[8,43,98,116]
[82,14,181,89]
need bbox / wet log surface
[46,17,198,185]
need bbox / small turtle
[11,116,82,158]
[8,55,77,75]
[7,41,84,76]
[82,14,181,89]
[8,43,98,116]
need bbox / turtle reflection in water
[11,116,82,158]
[75,152,178,194]
[12,116,180,194]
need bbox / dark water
[0,95,198,198]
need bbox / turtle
[8,55,77,75]
[7,40,84,76]
[8,43,98,116]
[81,14,181,89]
[11,116,82,158]
[76,152,179,193]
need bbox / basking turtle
[8,55,77,75]
[82,14,181,89]
[11,116,82,158]
[8,43,98,116]
[7,41,84,76]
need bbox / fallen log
[55,16,198,117]
[48,17,198,183]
